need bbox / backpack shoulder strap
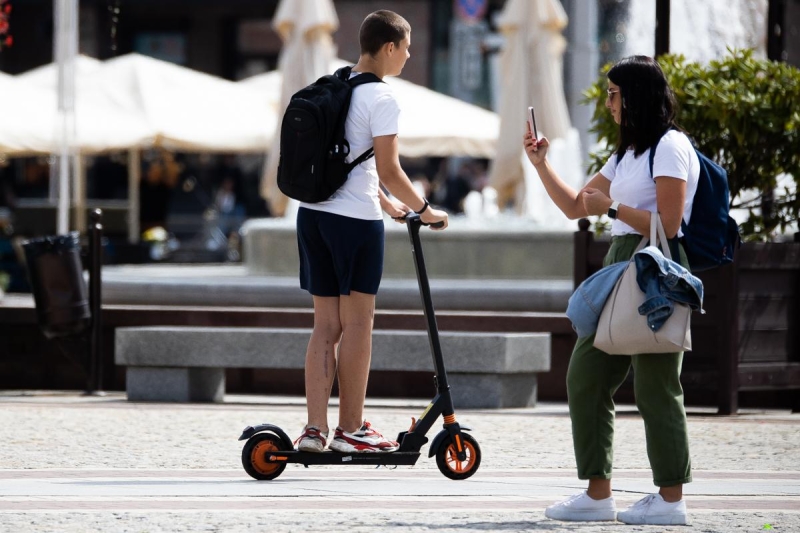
[344,147,375,173]
[647,127,675,179]
[337,68,383,171]
[333,65,384,87]
[349,72,383,87]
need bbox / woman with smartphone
[524,55,698,526]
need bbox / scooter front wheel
[435,432,481,480]
[242,433,288,480]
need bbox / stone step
[101,265,571,312]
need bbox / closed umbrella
[488,0,583,223]
[260,0,339,216]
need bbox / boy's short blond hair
[359,10,410,56]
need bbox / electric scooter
[238,213,482,481]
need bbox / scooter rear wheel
[242,433,288,480]
[435,432,481,480]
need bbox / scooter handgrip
[427,221,445,229]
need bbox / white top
[599,129,700,237]
[300,73,400,221]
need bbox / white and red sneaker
[328,421,399,453]
[294,426,328,453]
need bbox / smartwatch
[607,200,621,220]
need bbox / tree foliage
[583,50,800,240]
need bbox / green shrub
[583,49,800,241]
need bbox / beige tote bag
[593,213,692,355]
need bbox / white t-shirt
[299,74,400,221]
[599,130,700,237]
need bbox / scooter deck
[263,450,421,466]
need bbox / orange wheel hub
[444,440,477,474]
[250,438,281,476]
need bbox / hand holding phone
[527,106,538,140]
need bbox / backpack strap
[647,127,693,234]
[335,66,384,171]
[647,127,676,179]
[334,65,383,87]
[344,147,375,173]
[349,72,383,87]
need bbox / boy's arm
[378,187,409,220]
[373,134,448,228]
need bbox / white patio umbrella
[260,0,339,216]
[15,55,156,237]
[82,53,275,153]
[80,53,278,241]
[0,69,153,156]
[0,76,57,156]
[241,59,499,160]
[17,54,103,88]
[488,0,583,223]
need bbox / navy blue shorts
[296,207,385,296]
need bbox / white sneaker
[544,491,617,522]
[617,493,688,525]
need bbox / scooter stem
[406,214,451,396]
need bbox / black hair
[607,55,678,158]
[359,10,410,56]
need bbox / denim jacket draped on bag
[567,246,704,338]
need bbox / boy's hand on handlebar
[524,129,548,166]
[421,207,448,230]
[383,198,411,224]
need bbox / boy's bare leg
[304,296,342,433]
[336,290,376,432]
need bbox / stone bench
[115,326,551,408]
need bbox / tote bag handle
[633,212,672,260]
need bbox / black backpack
[641,131,741,271]
[277,66,382,203]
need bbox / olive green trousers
[566,234,692,487]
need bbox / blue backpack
[646,133,741,271]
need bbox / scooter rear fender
[238,423,293,449]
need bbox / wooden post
[655,0,671,57]
[573,218,593,289]
[87,209,103,394]
[767,0,786,61]
[127,149,141,244]
[717,249,740,415]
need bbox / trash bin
[22,232,91,339]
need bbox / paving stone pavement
[0,391,798,532]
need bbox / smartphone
[527,106,538,140]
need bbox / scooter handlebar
[397,212,445,229]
